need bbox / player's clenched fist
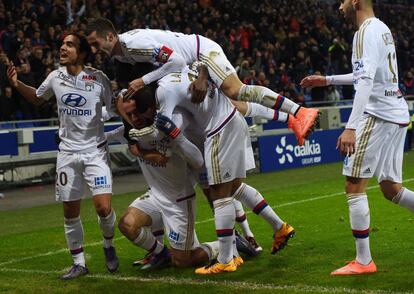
[7,62,18,88]
[155,113,181,139]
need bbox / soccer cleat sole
[271,230,296,255]
[303,111,321,139]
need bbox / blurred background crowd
[0,0,413,121]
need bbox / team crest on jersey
[154,46,173,63]
[82,75,96,81]
[85,82,94,91]
[58,72,75,84]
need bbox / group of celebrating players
[6,0,414,280]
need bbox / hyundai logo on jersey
[61,93,87,107]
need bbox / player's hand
[141,149,169,166]
[124,78,145,100]
[155,113,181,139]
[128,143,142,157]
[7,62,18,88]
[300,75,327,89]
[337,129,356,156]
[189,76,208,104]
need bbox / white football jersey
[36,66,115,152]
[352,17,409,124]
[136,124,196,201]
[156,66,236,135]
[117,29,197,66]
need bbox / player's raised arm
[123,45,186,100]
[300,73,354,89]
[6,62,46,106]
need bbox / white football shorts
[205,111,250,185]
[198,35,236,87]
[55,147,112,202]
[343,113,406,183]
[129,191,199,251]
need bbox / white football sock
[393,187,414,212]
[237,84,299,114]
[347,193,372,265]
[213,197,235,264]
[64,216,85,267]
[244,102,288,122]
[234,183,283,232]
[199,241,219,261]
[232,230,239,257]
[98,209,116,248]
[133,226,164,254]
[233,199,254,238]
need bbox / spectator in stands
[403,71,414,96]
[1,0,414,121]
[0,86,17,121]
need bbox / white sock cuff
[64,216,81,224]
[392,187,405,204]
[346,193,367,202]
[213,197,234,209]
[244,102,252,117]
[99,209,115,222]
[231,183,246,200]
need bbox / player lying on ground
[86,18,319,145]
[6,33,119,280]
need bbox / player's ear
[107,32,115,43]
[352,0,359,8]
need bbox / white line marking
[0,237,124,267]
[0,268,411,294]
[197,178,414,225]
[2,178,413,267]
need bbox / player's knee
[118,214,137,239]
[344,177,365,194]
[95,204,112,217]
[379,182,400,202]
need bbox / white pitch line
[0,268,411,294]
[0,237,124,267]
[2,178,413,267]
[196,178,414,225]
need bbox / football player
[86,18,319,145]
[7,34,119,279]
[300,0,414,275]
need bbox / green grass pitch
[1,151,414,293]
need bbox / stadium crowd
[0,0,413,121]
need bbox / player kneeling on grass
[6,34,119,280]
[128,64,296,274]
[112,87,221,269]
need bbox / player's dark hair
[65,33,92,60]
[132,83,157,114]
[86,18,117,37]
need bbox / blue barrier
[0,132,18,156]
[258,129,343,172]
[29,129,59,153]
[340,108,351,123]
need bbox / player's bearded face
[339,0,356,20]
[87,31,111,56]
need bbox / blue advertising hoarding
[258,129,344,172]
